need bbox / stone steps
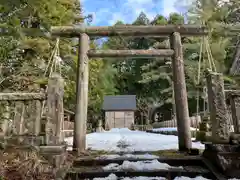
[64,154,221,180]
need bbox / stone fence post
[205,69,231,143]
[229,95,240,134]
[46,73,64,145]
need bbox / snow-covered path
[65,128,204,152]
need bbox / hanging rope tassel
[196,34,217,116]
[205,37,216,72]
[196,36,204,116]
[41,38,62,117]
[44,38,60,77]
[195,32,216,132]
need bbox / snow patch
[93,173,117,180]
[108,128,133,133]
[174,177,211,180]
[97,153,159,160]
[152,127,197,132]
[65,128,204,152]
[122,177,166,180]
[102,160,182,171]
[93,174,211,180]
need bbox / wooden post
[171,79,176,124]
[34,100,42,136]
[229,95,240,133]
[189,117,193,127]
[205,69,231,142]
[73,33,89,153]
[46,73,64,145]
[173,118,177,127]
[170,32,192,151]
[196,115,201,128]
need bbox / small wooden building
[102,95,136,129]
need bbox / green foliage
[138,13,190,111]
[103,1,240,122]
[1,0,240,125]
[168,13,185,24]
[0,0,118,125]
[152,15,168,25]
[0,0,80,91]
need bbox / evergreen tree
[0,0,118,124]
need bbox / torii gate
[51,24,208,154]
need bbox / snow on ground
[102,159,183,171]
[97,153,159,159]
[65,128,204,152]
[174,177,211,180]
[152,127,197,132]
[93,174,211,180]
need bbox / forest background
[1,0,240,126]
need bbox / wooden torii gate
[51,25,208,153]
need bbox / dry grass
[68,149,108,158]
[0,147,74,180]
[151,150,186,157]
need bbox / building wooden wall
[105,111,134,129]
[62,121,74,137]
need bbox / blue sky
[82,0,189,26]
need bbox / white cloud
[83,0,191,26]
[162,0,193,17]
[110,0,158,24]
[125,0,154,5]
[108,13,127,25]
[84,8,110,25]
[126,0,152,3]
[162,0,178,16]
[124,0,155,13]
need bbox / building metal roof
[102,95,137,111]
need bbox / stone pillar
[33,100,42,136]
[229,95,240,133]
[0,102,10,144]
[46,73,64,145]
[205,69,231,142]
[196,115,211,142]
[13,101,25,135]
[21,100,42,136]
[96,120,104,132]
